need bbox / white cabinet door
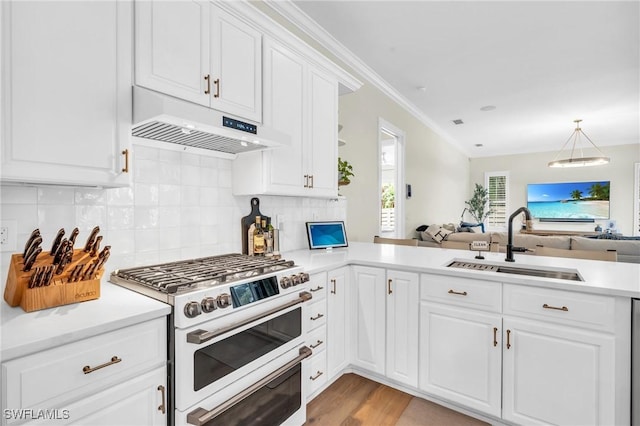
[306,68,338,197]
[419,302,502,417]
[351,266,386,374]
[232,40,338,198]
[135,1,261,122]
[135,0,209,106]
[210,4,262,122]
[24,367,167,425]
[260,39,305,195]
[1,1,131,187]
[327,267,349,379]
[502,317,616,426]
[386,270,419,387]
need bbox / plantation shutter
[485,172,509,230]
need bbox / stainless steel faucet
[505,207,533,262]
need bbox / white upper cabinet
[135,0,262,123]
[1,1,132,187]
[232,39,339,198]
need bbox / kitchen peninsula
[285,242,638,426]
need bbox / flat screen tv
[527,181,610,221]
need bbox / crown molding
[263,0,467,156]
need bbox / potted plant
[338,157,354,186]
[464,183,493,228]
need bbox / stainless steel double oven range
[110,254,312,426]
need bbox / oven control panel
[175,267,308,327]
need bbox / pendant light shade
[548,119,610,168]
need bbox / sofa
[416,224,640,264]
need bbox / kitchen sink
[447,260,583,281]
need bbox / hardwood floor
[306,374,488,426]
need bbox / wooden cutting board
[241,198,271,255]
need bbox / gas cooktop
[110,253,295,295]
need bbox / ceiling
[289,1,640,158]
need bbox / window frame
[484,171,509,231]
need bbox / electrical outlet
[0,220,18,252]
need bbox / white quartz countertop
[0,280,171,362]
[284,242,640,299]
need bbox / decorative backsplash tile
[0,145,346,275]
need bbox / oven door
[177,345,311,426]
[175,291,311,411]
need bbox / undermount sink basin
[447,260,583,282]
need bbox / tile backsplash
[1,145,346,275]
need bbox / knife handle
[23,229,41,258]
[53,239,69,265]
[50,228,65,256]
[90,236,103,257]
[84,226,100,252]
[23,247,42,272]
[69,227,80,247]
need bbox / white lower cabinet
[351,266,386,374]
[351,267,419,387]
[1,318,167,425]
[419,302,502,417]
[305,272,328,401]
[418,275,629,425]
[327,267,349,379]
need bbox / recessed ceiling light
[475,144,484,147]
[452,119,464,125]
[480,105,496,111]
[417,86,427,92]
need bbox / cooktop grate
[112,253,294,294]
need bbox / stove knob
[280,276,292,289]
[299,272,310,283]
[201,297,217,313]
[217,293,231,309]
[184,301,201,318]
[292,274,302,286]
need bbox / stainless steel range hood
[132,86,289,158]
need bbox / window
[485,171,509,230]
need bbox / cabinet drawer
[421,274,501,312]
[2,318,166,413]
[306,325,327,354]
[306,299,327,332]
[307,280,327,301]
[307,350,327,397]
[503,284,616,331]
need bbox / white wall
[0,144,347,276]
[469,144,640,235]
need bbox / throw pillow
[425,225,453,243]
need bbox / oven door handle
[186,345,313,425]
[186,291,312,345]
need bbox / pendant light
[548,119,610,167]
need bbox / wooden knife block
[4,249,102,313]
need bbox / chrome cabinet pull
[309,175,314,188]
[82,356,121,374]
[157,385,166,414]
[506,329,512,349]
[304,175,309,188]
[309,339,324,349]
[493,327,498,347]
[187,346,313,425]
[213,78,220,98]
[187,292,312,344]
[330,279,336,294]
[310,313,324,321]
[448,289,468,296]
[204,75,211,94]
[310,370,323,381]
[121,149,129,173]
[388,279,393,295]
[309,285,324,292]
[543,303,568,312]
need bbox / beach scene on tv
[527,181,610,220]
